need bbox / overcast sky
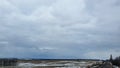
[0,0,120,59]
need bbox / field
[0,60,99,68]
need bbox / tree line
[109,55,120,67]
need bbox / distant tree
[109,54,113,62]
[110,56,120,67]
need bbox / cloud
[0,0,120,59]
[84,49,120,59]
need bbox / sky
[0,0,120,59]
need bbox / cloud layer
[0,0,120,59]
